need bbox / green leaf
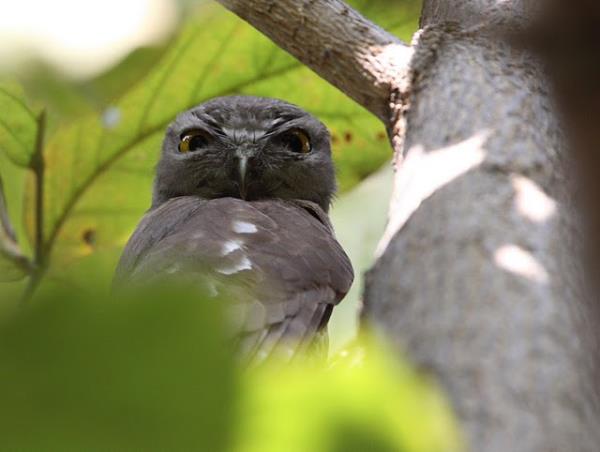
[86,44,173,107]
[0,80,38,167]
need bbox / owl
[114,96,353,362]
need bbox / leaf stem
[0,173,32,275]
[21,110,47,303]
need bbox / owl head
[153,96,336,212]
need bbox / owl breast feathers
[114,96,354,362]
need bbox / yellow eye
[178,130,211,153]
[285,129,312,154]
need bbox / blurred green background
[0,1,463,450]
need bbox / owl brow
[190,111,227,137]
[262,116,308,139]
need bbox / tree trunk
[364,2,599,451]
[215,0,600,450]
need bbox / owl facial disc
[153,96,336,212]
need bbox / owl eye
[178,130,211,153]
[282,129,311,154]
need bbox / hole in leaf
[82,228,97,247]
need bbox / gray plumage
[114,96,353,361]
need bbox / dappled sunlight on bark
[510,175,557,224]
[493,244,550,284]
[377,130,489,256]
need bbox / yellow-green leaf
[235,337,463,452]
[0,81,38,167]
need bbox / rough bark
[215,0,600,450]
[366,23,599,452]
[365,2,600,451]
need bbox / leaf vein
[0,87,37,121]
[136,31,200,136]
[0,116,31,163]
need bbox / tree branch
[215,0,412,123]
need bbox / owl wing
[114,196,354,362]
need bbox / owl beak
[235,146,258,200]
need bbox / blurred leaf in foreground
[0,286,235,452]
[0,286,462,452]
[236,336,464,452]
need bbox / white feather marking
[494,244,549,284]
[232,220,257,234]
[216,255,252,275]
[221,239,244,256]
